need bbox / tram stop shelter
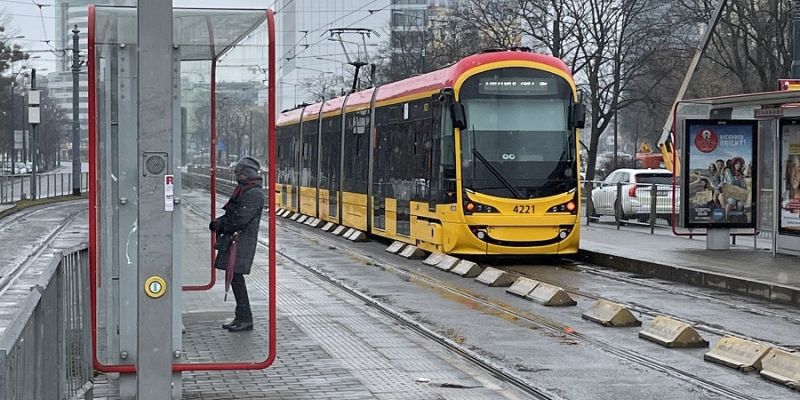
[675,90,800,257]
[88,4,276,399]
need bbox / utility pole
[71,25,81,195]
[29,68,40,200]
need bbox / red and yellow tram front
[447,61,581,255]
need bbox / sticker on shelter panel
[780,123,800,234]
[685,121,756,228]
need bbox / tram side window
[343,110,369,193]
[301,120,318,188]
[374,100,433,202]
[320,116,341,191]
[277,125,297,185]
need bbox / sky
[0,0,282,72]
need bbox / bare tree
[38,88,69,170]
[676,0,791,92]
[299,73,347,103]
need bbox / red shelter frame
[88,5,277,373]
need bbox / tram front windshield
[459,68,577,199]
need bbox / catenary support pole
[72,25,81,195]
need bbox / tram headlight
[547,193,579,215]
[463,197,498,215]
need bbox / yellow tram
[277,50,585,255]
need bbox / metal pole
[10,80,15,174]
[72,25,81,196]
[616,182,622,229]
[773,120,780,257]
[793,0,800,78]
[613,111,618,170]
[650,183,657,234]
[137,0,174,397]
[421,8,427,74]
[30,68,37,200]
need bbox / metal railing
[583,180,678,233]
[0,172,89,204]
[0,246,93,400]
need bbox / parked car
[15,163,28,174]
[589,168,679,224]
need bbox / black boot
[227,303,253,332]
[223,304,245,329]
[226,321,253,332]
[222,319,240,329]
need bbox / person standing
[209,156,265,332]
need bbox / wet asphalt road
[177,186,798,399]
[271,215,797,400]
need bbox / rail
[0,246,93,400]
[0,172,89,204]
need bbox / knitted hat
[234,156,261,178]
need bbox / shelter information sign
[780,120,800,235]
[684,120,757,228]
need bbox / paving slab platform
[90,192,519,400]
[579,224,800,306]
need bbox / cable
[278,0,385,63]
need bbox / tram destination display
[684,120,757,228]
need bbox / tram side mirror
[573,103,586,129]
[450,102,467,130]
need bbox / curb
[577,249,800,307]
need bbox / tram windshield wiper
[471,147,523,199]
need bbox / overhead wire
[278,0,385,63]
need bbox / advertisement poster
[684,120,756,228]
[780,121,800,235]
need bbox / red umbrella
[224,233,239,302]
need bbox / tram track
[275,221,761,400]
[180,185,561,400]
[0,202,84,296]
[481,258,800,348]
[187,174,770,400]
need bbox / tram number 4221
[512,205,533,214]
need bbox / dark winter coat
[214,178,265,275]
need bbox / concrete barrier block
[475,267,515,287]
[704,336,772,372]
[308,218,323,228]
[281,210,292,218]
[385,241,406,254]
[321,222,335,232]
[332,225,347,236]
[582,299,640,327]
[760,348,800,390]
[399,245,426,259]
[526,282,576,306]
[506,277,540,297]
[289,213,300,221]
[346,230,368,242]
[450,260,483,278]
[639,316,708,348]
[423,252,446,266]
[297,215,308,223]
[435,255,461,271]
